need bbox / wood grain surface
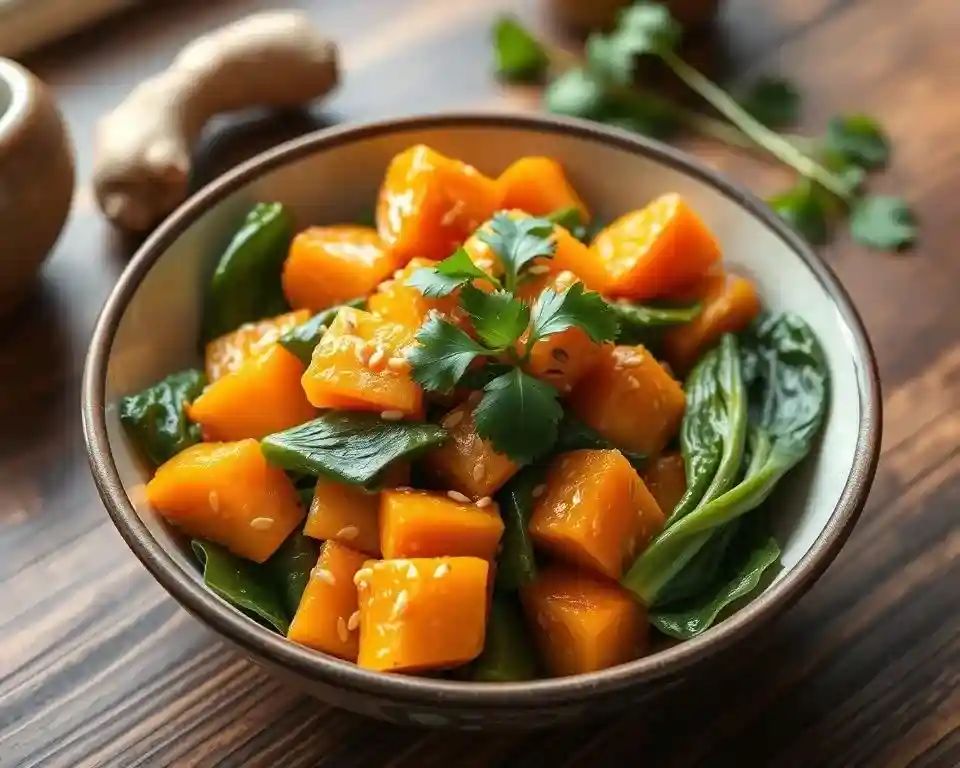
[2,0,959,765]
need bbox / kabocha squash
[146,439,304,563]
[287,541,368,660]
[300,307,423,415]
[356,557,489,672]
[367,257,460,331]
[376,145,501,264]
[496,157,589,221]
[379,488,504,560]
[570,344,686,456]
[187,345,315,441]
[521,566,648,677]
[589,193,721,299]
[529,450,665,579]
[205,309,310,382]
[640,453,687,520]
[662,269,762,375]
[422,401,519,499]
[282,226,395,312]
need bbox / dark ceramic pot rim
[82,111,881,711]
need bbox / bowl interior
[98,117,869,685]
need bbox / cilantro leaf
[826,115,891,170]
[739,77,801,129]
[460,284,530,350]
[474,368,563,463]
[407,315,488,393]
[407,247,494,297]
[584,3,680,85]
[585,33,635,86]
[528,283,620,346]
[543,68,608,119]
[492,15,549,83]
[850,195,917,251]
[478,212,556,291]
[768,181,831,246]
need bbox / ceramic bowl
[82,113,881,730]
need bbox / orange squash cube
[640,452,687,520]
[287,541,369,660]
[281,226,395,313]
[379,488,504,560]
[187,345,315,441]
[589,194,721,300]
[529,450,665,579]
[376,145,501,265]
[367,257,461,331]
[146,439,304,563]
[662,269,761,375]
[421,401,519,498]
[300,307,423,415]
[496,156,590,220]
[521,565,648,677]
[204,310,310,382]
[569,344,686,456]
[356,557,489,673]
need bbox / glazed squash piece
[300,307,423,416]
[589,193,721,299]
[421,401,519,499]
[146,439,304,563]
[496,157,590,221]
[640,452,687,519]
[376,145,501,264]
[662,269,762,375]
[188,345,315,441]
[379,488,504,560]
[287,541,368,660]
[205,310,310,383]
[282,226,395,313]
[529,450,665,580]
[569,344,686,456]
[367,257,461,331]
[521,565,648,677]
[356,557,489,673]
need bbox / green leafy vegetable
[407,314,488,393]
[471,595,539,681]
[265,531,318,617]
[652,519,742,607]
[528,283,620,347]
[606,298,702,339]
[768,181,832,245]
[492,14,549,82]
[203,202,293,342]
[544,68,608,119]
[260,412,448,486]
[554,415,647,469]
[279,298,366,365]
[191,539,289,634]
[495,466,544,591]
[460,284,530,350]
[119,369,206,467]
[739,77,801,129]
[826,115,891,170]
[478,213,556,291]
[474,368,563,463]
[545,206,596,243]
[407,247,493,297]
[850,195,917,250]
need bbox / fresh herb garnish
[738,77,802,129]
[478,213,556,291]
[407,247,491,297]
[826,115,891,170]
[491,15,550,81]
[406,314,489,393]
[850,195,917,250]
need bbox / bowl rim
[82,111,882,710]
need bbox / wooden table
[2,0,958,765]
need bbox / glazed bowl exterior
[82,113,881,730]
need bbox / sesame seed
[407,563,419,579]
[532,484,547,498]
[380,410,405,421]
[249,517,274,530]
[393,269,405,279]
[434,563,451,578]
[377,647,389,658]
[447,490,471,504]
[312,568,335,585]
[377,280,395,294]
[337,525,360,540]
[476,496,493,509]
[627,377,640,390]
[353,568,373,586]
[392,590,409,619]
[557,270,575,283]
[356,343,373,366]
[387,356,410,372]
[208,491,220,512]
[441,410,465,429]
[337,616,349,643]
[472,464,486,482]
[367,348,386,371]
[347,610,361,631]
[527,264,550,275]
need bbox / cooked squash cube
[356,556,489,672]
[300,307,423,415]
[367,257,461,331]
[421,401,519,498]
[569,344,686,456]
[205,309,310,382]
[521,565,648,677]
[496,156,589,220]
[376,145,501,265]
[287,541,368,660]
[281,226,395,313]
[379,488,504,560]
[187,345,315,441]
[529,450,665,579]
[146,439,304,563]
[640,452,687,520]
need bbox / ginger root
[92,11,340,233]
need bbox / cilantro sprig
[405,215,619,461]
